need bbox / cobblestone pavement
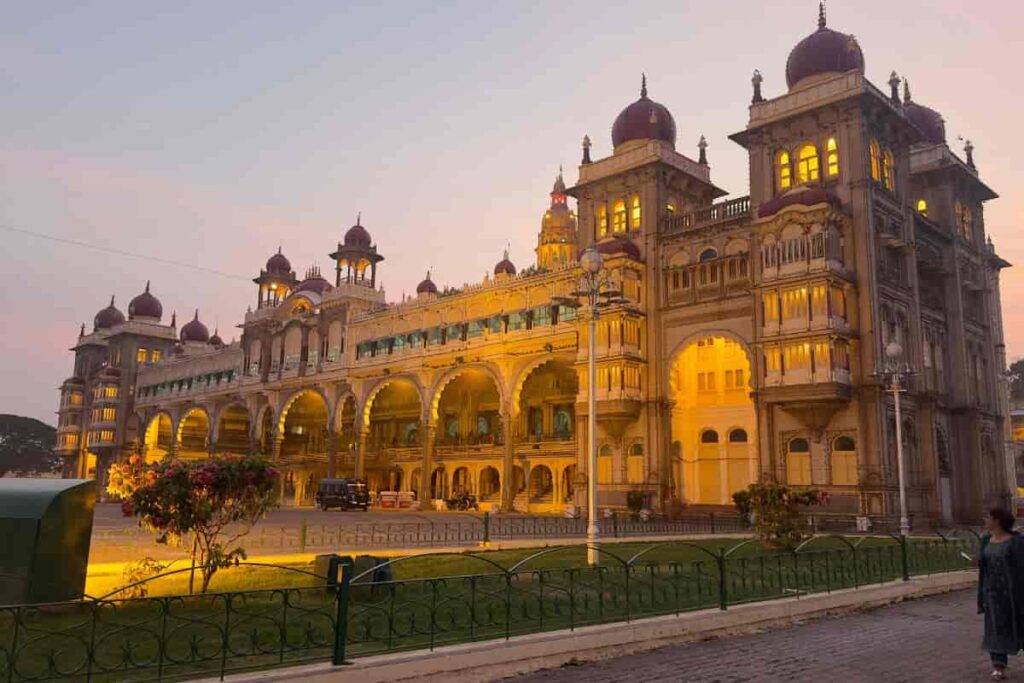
[513,589,996,683]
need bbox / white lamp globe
[885,340,903,360]
[580,248,603,274]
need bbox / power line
[0,224,252,282]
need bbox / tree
[0,414,59,477]
[107,453,280,593]
[1009,358,1024,399]
[733,482,829,550]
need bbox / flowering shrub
[107,453,280,593]
[732,482,829,549]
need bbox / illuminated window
[787,438,812,485]
[597,204,608,237]
[781,287,808,320]
[796,144,820,184]
[630,195,641,230]
[882,151,895,190]
[598,444,614,484]
[916,199,928,216]
[627,444,644,484]
[137,348,147,363]
[151,349,162,363]
[784,342,811,370]
[825,137,839,177]
[612,200,627,234]
[765,346,781,372]
[777,151,792,190]
[69,392,82,406]
[869,140,881,181]
[763,293,780,322]
[103,385,118,399]
[831,436,858,485]
[102,407,116,421]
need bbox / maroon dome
[295,266,333,294]
[266,248,291,274]
[128,281,162,321]
[344,216,372,248]
[494,251,516,276]
[905,101,946,144]
[758,187,841,218]
[180,310,210,343]
[416,272,438,295]
[93,296,125,330]
[611,77,676,149]
[592,236,642,261]
[785,8,864,89]
[209,329,224,347]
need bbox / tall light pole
[556,247,624,566]
[877,340,914,537]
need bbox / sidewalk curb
[207,570,976,683]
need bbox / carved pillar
[326,429,338,478]
[271,433,283,463]
[355,429,368,479]
[420,422,436,502]
[501,410,514,511]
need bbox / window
[598,444,614,484]
[596,204,608,237]
[765,346,781,373]
[777,151,792,190]
[699,247,718,262]
[781,287,808,320]
[102,407,116,421]
[697,372,716,392]
[916,199,928,217]
[813,341,831,372]
[137,348,147,363]
[811,284,827,319]
[701,429,719,444]
[825,137,839,177]
[630,195,641,230]
[612,200,627,234]
[869,140,881,181]
[729,428,748,443]
[811,232,825,259]
[882,150,895,191]
[627,444,644,484]
[787,437,812,485]
[103,385,118,399]
[671,271,680,290]
[797,144,820,184]
[831,436,857,485]
[725,369,745,390]
[784,343,811,370]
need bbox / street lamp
[555,247,626,566]
[876,340,915,537]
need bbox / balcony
[661,196,751,235]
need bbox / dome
[93,296,125,330]
[295,266,333,294]
[266,247,291,275]
[416,272,438,295]
[209,329,224,347]
[611,76,676,149]
[128,281,162,321]
[785,6,864,90]
[758,187,841,218]
[592,236,642,261]
[343,215,372,248]
[905,101,946,144]
[180,310,210,343]
[494,250,516,276]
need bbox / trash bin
[0,479,96,604]
[313,554,340,588]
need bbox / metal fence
[1,532,978,682]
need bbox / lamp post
[556,247,624,566]
[877,340,914,537]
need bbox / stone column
[326,429,338,478]
[501,410,514,511]
[355,429,368,479]
[420,422,436,503]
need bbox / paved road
[514,589,995,683]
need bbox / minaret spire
[640,73,647,98]
[145,280,151,293]
[818,1,826,29]
[903,78,912,104]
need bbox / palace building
[55,6,1014,523]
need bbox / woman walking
[978,505,1024,680]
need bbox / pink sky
[2,0,1022,424]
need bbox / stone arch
[175,406,211,458]
[360,375,427,429]
[278,387,333,433]
[667,329,755,392]
[431,366,504,445]
[479,466,501,501]
[277,389,331,459]
[213,402,252,454]
[143,411,174,461]
[528,464,554,502]
[510,355,577,418]
[428,363,507,426]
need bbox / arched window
[797,144,820,184]
[598,444,614,484]
[630,195,641,230]
[882,150,895,191]
[700,429,719,444]
[777,151,792,191]
[916,199,928,217]
[612,199,627,234]
[699,247,718,262]
[627,443,644,484]
[831,436,857,485]
[825,137,839,177]
[869,140,881,182]
[787,437,811,485]
[729,428,748,443]
[596,204,608,238]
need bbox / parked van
[315,478,370,511]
